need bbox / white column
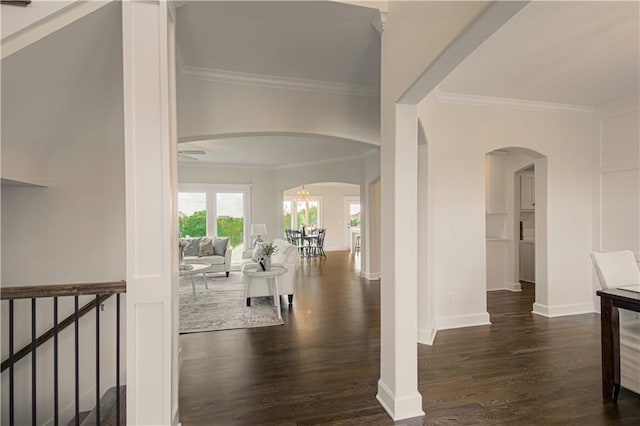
[123,1,178,424]
[377,103,424,420]
[417,143,435,345]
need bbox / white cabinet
[519,241,535,282]
[520,172,535,210]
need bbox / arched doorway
[485,147,548,314]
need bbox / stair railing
[1,281,126,426]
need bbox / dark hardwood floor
[179,251,640,425]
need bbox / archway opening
[485,147,548,314]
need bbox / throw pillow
[199,237,214,257]
[252,242,264,261]
[213,237,230,256]
[184,238,201,257]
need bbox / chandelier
[294,185,311,203]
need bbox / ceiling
[174,1,381,169]
[178,134,377,168]
[440,1,640,106]
[175,1,381,85]
[1,3,123,156]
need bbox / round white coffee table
[180,263,210,297]
[242,264,288,320]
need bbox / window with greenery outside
[216,216,244,249]
[179,210,206,237]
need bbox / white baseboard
[506,281,522,292]
[376,379,425,421]
[486,282,522,292]
[532,302,594,318]
[435,312,491,330]
[360,271,380,280]
[417,327,437,346]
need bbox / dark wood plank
[179,252,640,425]
[0,281,126,300]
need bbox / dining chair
[591,250,640,395]
[290,230,306,257]
[316,228,326,258]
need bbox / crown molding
[371,10,387,34]
[179,64,380,98]
[434,87,595,114]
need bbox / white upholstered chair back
[590,250,640,290]
[590,250,640,394]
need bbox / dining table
[596,286,640,402]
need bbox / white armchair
[242,238,298,306]
[591,250,640,395]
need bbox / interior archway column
[377,103,424,420]
[122,1,179,423]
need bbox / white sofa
[182,237,232,277]
[242,238,298,306]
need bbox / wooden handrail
[1,1,32,6]
[0,281,126,300]
[1,293,116,372]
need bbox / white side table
[242,264,288,320]
[180,263,210,297]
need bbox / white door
[344,197,361,252]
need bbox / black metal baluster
[53,297,59,426]
[116,294,120,426]
[9,299,15,426]
[95,295,101,425]
[31,298,36,426]
[75,296,80,426]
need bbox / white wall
[1,116,125,286]
[1,145,48,187]
[284,183,359,251]
[420,95,594,325]
[1,115,126,426]
[177,77,380,146]
[592,97,640,305]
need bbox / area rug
[179,272,283,334]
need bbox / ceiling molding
[179,64,380,98]
[371,10,387,34]
[434,87,595,114]
[177,148,379,170]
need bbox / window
[178,192,207,237]
[216,193,244,263]
[283,200,293,232]
[283,197,321,230]
[178,185,250,265]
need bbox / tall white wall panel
[595,99,640,261]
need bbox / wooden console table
[596,286,640,402]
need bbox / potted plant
[259,242,279,271]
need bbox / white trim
[179,65,380,98]
[532,302,595,318]
[435,313,491,330]
[486,282,522,292]
[371,10,387,34]
[434,87,595,114]
[417,327,437,346]
[376,380,425,421]
[360,271,380,280]
[177,149,379,171]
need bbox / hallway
[179,253,639,425]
